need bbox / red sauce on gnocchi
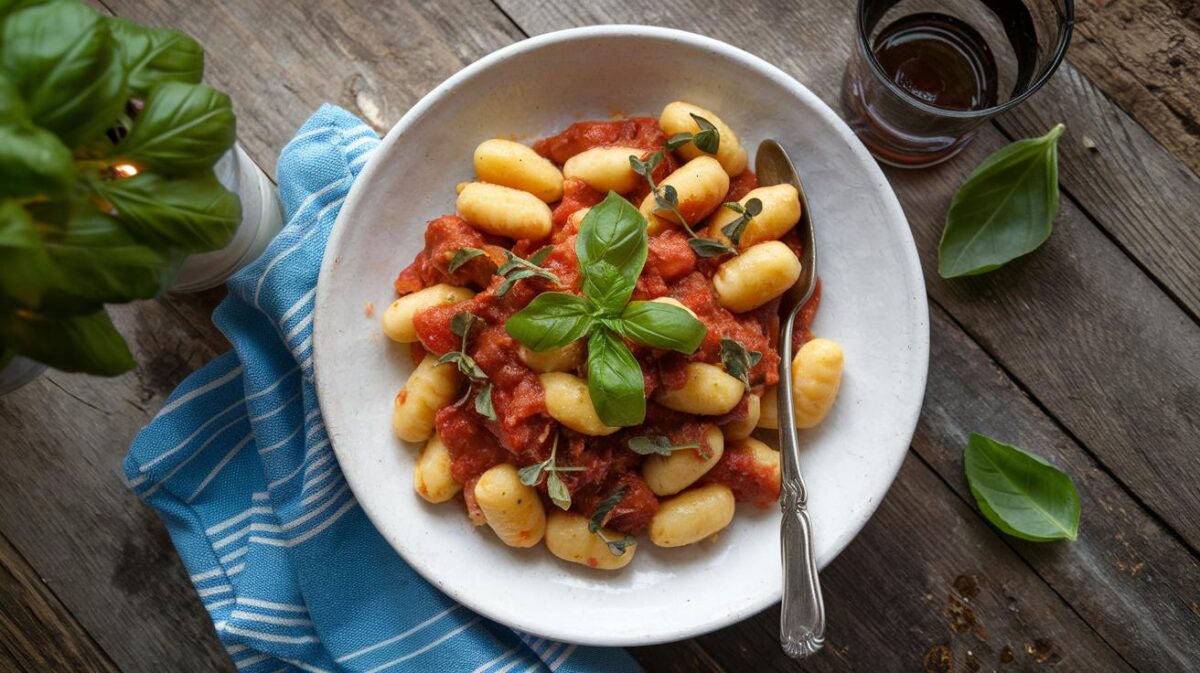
[384,104,835,569]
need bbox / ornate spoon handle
[777,303,826,659]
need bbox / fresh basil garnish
[719,337,762,389]
[588,485,636,556]
[720,197,763,246]
[963,433,1080,542]
[518,433,585,510]
[628,152,735,258]
[448,246,486,273]
[938,124,1063,278]
[627,435,701,457]
[505,193,708,427]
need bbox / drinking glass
[841,0,1073,167]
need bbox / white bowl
[314,26,928,646]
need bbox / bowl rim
[315,23,929,646]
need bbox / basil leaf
[627,435,700,456]
[474,382,496,421]
[588,485,627,533]
[106,17,203,96]
[719,337,762,388]
[963,433,1080,542]
[448,246,485,273]
[688,237,737,258]
[0,200,54,307]
[575,191,648,287]
[939,124,1063,278]
[505,292,593,352]
[582,260,634,316]
[0,124,73,199]
[547,470,571,510]
[0,308,133,375]
[1,1,128,147]
[616,301,706,353]
[116,81,235,174]
[94,169,240,253]
[42,208,172,305]
[586,328,645,427]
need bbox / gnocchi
[456,182,553,240]
[713,241,802,312]
[562,146,644,194]
[380,102,841,569]
[473,139,564,203]
[545,511,636,570]
[539,372,619,436]
[392,354,462,443]
[655,363,744,416]
[792,338,844,428]
[659,101,748,176]
[474,463,546,548]
[639,156,729,233]
[413,434,460,503]
[381,284,474,343]
[706,184,801,248]
[649,484,736,547]
[642,425,725,496]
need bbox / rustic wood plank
[997,61,1200,320]
[1069,0,1200,176]
[495,0,1200,553]
[0,531,122,673]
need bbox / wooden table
[2,1,1198,671]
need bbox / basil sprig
[664,113,721,155]
[938,124,1063,278]
[436,312,496,420]
[627,435,705,458]
[588,485,636,556]
[963,433,1080,542]
[719,337,762,389]
[719,198,763,246]
[518,433,584,510]
[506,193,707,427]
[629,152,737,258]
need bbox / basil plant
[0,0,240,376]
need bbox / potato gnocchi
[383,102,842,569]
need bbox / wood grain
[0,531,121,673]
[495,0,1200,552]
[1070,0,1200,175]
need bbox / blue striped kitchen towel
[125,104,641,673]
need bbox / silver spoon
[756,139,826,659]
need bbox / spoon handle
[778,304,826,659]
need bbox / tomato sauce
[390,117,819,530]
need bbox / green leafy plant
[718,337,761,389]
[506,192,707,426]
[963,433,1081,542]
[663,113,720,155]
[938,124,1063,278]
[718,197,762,246]
[588,484,635,555]
[626,435,701,457]
[0,0,239,375]
[436,312,496,421]
[629,152,737,258]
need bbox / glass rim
[855,0,1075,119]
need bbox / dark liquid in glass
[872,12,999,112]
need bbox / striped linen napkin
[125,104,641,673]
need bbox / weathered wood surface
[0,532,121,673]
[1,0,1198,671]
